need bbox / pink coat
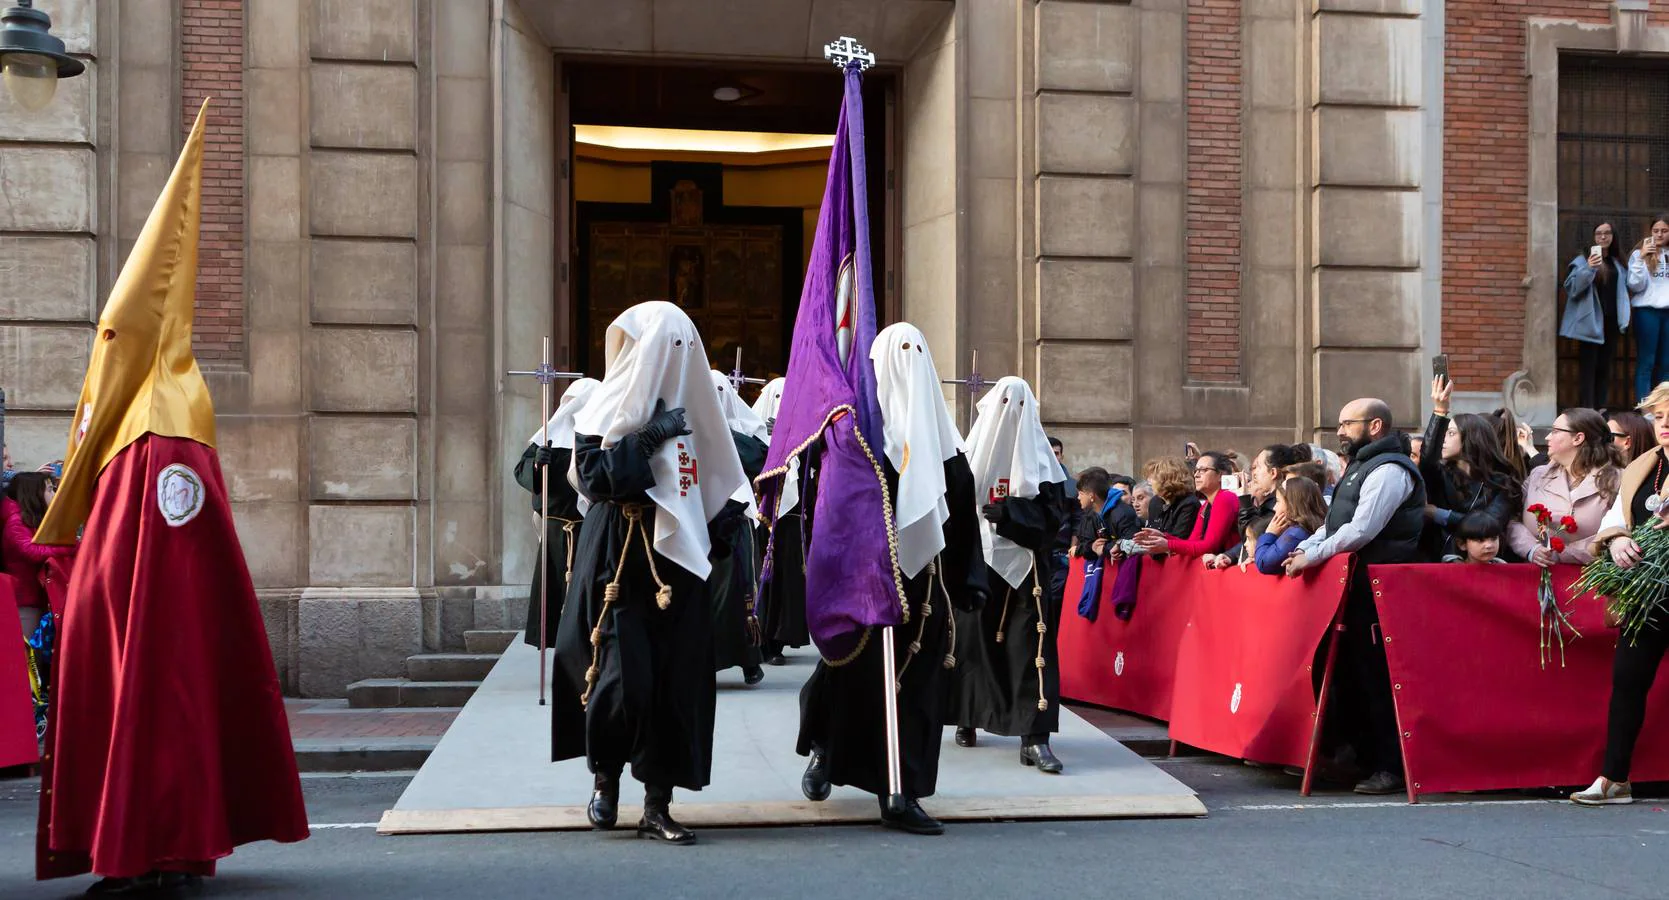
[1506,463,1616,565]
[1,496,75,609]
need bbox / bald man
[1283,398,1425,796]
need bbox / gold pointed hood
[37,101,216,544]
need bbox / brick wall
[1185,0,1243,383]
[180,0,245,363]
[1442,0,1615,388]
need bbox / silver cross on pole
[941,350,991,430]
[727,347,769,394]
[824,35,876,71]
[505,337,584,706]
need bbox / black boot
[743,665,765,685]
[878,795,944,835]
[801,746,831,801]
[587,769,620,829]
[637,785,696,845]
[1020,738,1064,774]
[954,727,977,748]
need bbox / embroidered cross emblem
[989,478,1010,505]
[677,442,699,497]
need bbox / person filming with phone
[1627,215,1669,403]
[1561,222,1631,410]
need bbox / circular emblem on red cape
[157,463,205,527]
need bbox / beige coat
[1587,449,1668,556]
[1507,463,1617,565]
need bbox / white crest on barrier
[1230,682,1244,714]
[1113,651,1125,677]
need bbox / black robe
[711,431,767,672]
[758,454,811,650]
[796,452,989,799]
[948,482,1066,737]
[515,442,583,647]
[551,432,727,790]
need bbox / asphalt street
[3,756,1668,899]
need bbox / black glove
[765,416,776,436]
[636,399,691,455]
[534,444,557,468]
[981,502,1007,525]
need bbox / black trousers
[1602,623,1669,782]
[1577,336,1617,411]
[1322,575,1403,776]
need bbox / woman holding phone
[1562,222,1631,409]
[1627,215,1669,403]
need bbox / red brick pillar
[180,0,245,364]
[1186,0,1243,383]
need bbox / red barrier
[1057,555,1195,721]
[1371,564,1669,799]
[0,573,40,768]
[1168,558,1350,768]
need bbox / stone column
[0,0,97,464]
[297,0,426,696]
[1308,0,1425,432]
[1027,0,1138,473]
[900,12,962,387]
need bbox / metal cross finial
[823,35,875,71]
[507,360,583,386]
[940,350,993,428]
[727,347,768,392]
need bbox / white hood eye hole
[901,341,911,351]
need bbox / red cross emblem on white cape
[676,442,698,497]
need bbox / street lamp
[0,1,84,112]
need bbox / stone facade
[1,0,1437,695]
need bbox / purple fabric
[757,66,896,661]
[1109,555,1143,622]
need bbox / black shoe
[879,796,944,835]
[588,774,619,829]
[1021,742,1064,774]
[637,805,696,844]
[801,748,831,802]
[1353,770,1406,796]
[86,872,202,895]
[743,666,765,685]
[766,654,788,666]
[954,727,977,748]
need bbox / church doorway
[562,61,896,384]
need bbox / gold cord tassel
[581,504,673,707]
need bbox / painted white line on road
[1226,799,1558,811]
[309,822,381,829]
[300,771,419,779]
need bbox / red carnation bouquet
[1528,503,1581,668]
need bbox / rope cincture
[580,503,673,708]
[993,584,1014,644]
[548,516,582,587]
[1031,583,1050,712]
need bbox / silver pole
[537,336,553,706]
[880,625,904,810]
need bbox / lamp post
[0,1,84,112]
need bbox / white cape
[871,322,966,579]
[965,376,1066,589]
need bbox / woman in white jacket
[1626,215,1669,403]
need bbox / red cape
[38,435,308,880]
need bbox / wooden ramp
[379,642,1206,834]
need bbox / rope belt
[896,558,958,683]
[1031,584,1050,712]
[580,503,672,708]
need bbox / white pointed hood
[527,377,601,448]
[870,322,965,578]
[709,369,765,518]
[569,302,745,580]
[965,376,1065,589]
[750,377,787,439]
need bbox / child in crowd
[1443,511,1507,564]
[1254,477,1327,575]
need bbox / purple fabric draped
[757,66,898,661]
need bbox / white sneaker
[1571,776,1634,806]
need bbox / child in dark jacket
[1254,476,1327,575]
[1441,511,1508,564]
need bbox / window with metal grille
[1557,54,1669,410]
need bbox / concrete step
[407,652,499,682]
[399,680,481,708]
[346,678,483,709]
[464,629,520,654]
